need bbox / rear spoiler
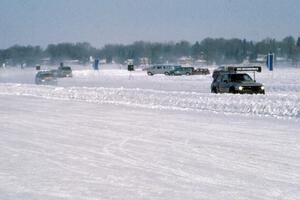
[226,66,262,73]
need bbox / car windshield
[230,74,253,82]
[41,74,53,78]
[60,66,71,70]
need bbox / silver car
[35,71,58,85]
[146,64,181,76]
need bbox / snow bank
[0,84,299,119]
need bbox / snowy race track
[0,83,299,119]
[0,65,300,200]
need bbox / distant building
[194,59,207,67]
[255,54,266,63]
[64,60,80,65]
[178,56,193,66]
[276,56,288,62]
[139,57,150,66]
[125,59,134,65]
[41,58,51,65]
[99,59,107,64]
[276,56,293,65]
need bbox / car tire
[164,72,170,76]
[211,87,218,94]
[229,87,236,94]
[147,72,153,76]
[186,72,191,76]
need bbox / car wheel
[211,87,218,94]
[147,72,153,76]
[164,72,170,76]
[229,87,236,94]
[186,72,191,76]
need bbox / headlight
[238,86,243,91]
[261,86,265,90]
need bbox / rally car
[211,66,265,94]
[35,70,58,85]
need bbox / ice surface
[0,65,300,119]
[0,83,299,119]
[0,65,300,199]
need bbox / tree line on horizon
[0,36,300,66]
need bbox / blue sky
[0,0,299,48]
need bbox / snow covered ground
[0,65,299,199]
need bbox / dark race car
[57,66,72,77]
[211,66,265,94]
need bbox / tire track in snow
[0,83,299,119]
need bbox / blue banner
[94,59,99,70]
[266,53,274,71]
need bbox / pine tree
[297,37,300,48]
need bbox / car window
[230,74,253,82]
[222,74,229,82]
[40,73,53,78]
[216,75,222,82]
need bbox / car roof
[151,64,181,67]
[219,71,248,74]
[36,70,54,75]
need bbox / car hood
[240,82,263,87]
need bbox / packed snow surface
[0,83,299,119]
[0,65,300,199]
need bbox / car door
[219,74,230,92]
[152,66,159,74]
[156,66,162,74]
[213,75,222,92]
